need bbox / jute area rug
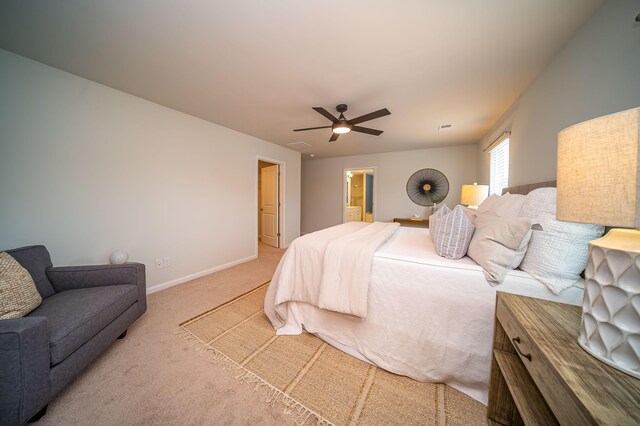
[178,282,487,425]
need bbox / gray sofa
[0,245,146,426]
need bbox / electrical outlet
[163,257,170,268]
[155,259,163,269]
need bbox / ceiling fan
[293,104,391,142]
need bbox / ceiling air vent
[438,124,452,131]
[286,141,313,150]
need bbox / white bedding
[264,226,583,404]
[268,221,399,326]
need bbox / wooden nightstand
[393,218,429,228]
[488,292,640,425]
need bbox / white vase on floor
[109,251,129,265]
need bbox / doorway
[258,160,280,248]
[343,167,376,223]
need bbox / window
[489,138,509,195]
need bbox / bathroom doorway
[343,167,376,223]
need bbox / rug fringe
[176,327,334,426]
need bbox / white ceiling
[0,0,603,159]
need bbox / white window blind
[490,138,509,195]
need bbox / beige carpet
[37,244,295,425]
[33,243,487,425]
[180,283,487,426]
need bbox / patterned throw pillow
[428,204,451,244]
[519,188,604,294]
[0,252,42,319]
[433,205,476,260]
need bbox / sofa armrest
[47,263,147,315]
[0,317,50,426]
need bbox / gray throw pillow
[433,205,476,260]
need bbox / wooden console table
[393,218,429,228]
[488,292,640,425]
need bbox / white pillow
[492,193,525,217]
[467,212,536,285]
[477,193,525,217]
[519,188,604,294]
[428,204,451,244]
[433,205,476,260]
[477,194,500,213]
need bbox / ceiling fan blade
[329,133,340,142]
[349,108,391,125]
[352,126,383,136]
[293,126,332,132]
[313,107,339,123]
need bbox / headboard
[502,180,556,196]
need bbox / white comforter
[264,225,583,404]
[267,221,399,329]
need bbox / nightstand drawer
[496,298,552,397]
[495,296,593,425]
[490,293,640,425]
[496,298,537,366]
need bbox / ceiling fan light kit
[293,104,390,142]
[332,123,352,134]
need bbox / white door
[260,164,279,248]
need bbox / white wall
[477,0,640,185]
[301,145,477,233]
[0,49,301,292]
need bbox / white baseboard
[146,254,258,295]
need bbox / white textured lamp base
[579,229,640,378]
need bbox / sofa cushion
[6,246,55,298]
[26,285,137,365]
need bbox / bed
[264,182,583,404]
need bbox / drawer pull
[512,337,532,361]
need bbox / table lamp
[461,183,489,209]
[556,107,640,378]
